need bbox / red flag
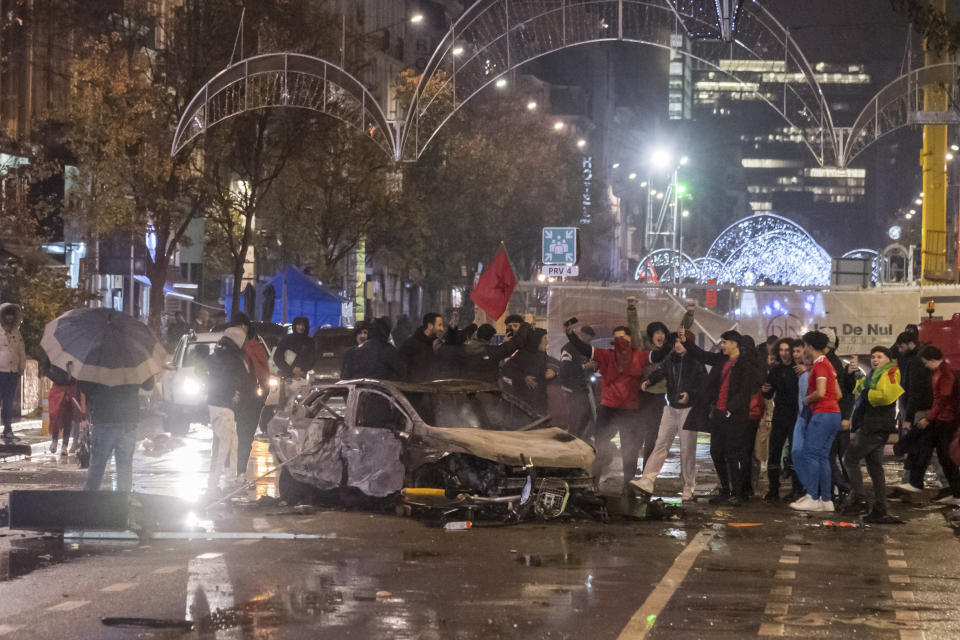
[470,247,517,320]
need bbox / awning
[133,275,195,301]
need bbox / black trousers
[236,399,264,476]
[767,413,799,493]
[742,419,760,495]
[710,420,749,499]
[910,420,960,495]
[562,388,594,441]
[830,429,851,494]
[594,405,636,483]
[844,429,890,514]
[633,393,666,478]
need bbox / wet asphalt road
[1,421,959,639]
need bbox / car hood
[421,426,595,469]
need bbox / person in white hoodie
[0,303,26,441]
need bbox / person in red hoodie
[565,318,650,489]
[911,346,960,503]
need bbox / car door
[161,337,186,404]
[275,387,349,490]
[342,388,408,497]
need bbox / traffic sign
[542,265,579,277]
[542,227,578,264]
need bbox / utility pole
[921,0,949,281]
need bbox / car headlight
[180,376,203,398]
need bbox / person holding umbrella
[41,308,167,492]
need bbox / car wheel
[278,467,315,505]
[165,407,191,436]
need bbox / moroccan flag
[470,246,517,320]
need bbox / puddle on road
[0,536,128,582]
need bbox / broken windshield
[401,390,538,430]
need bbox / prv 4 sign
[542,227,578,265]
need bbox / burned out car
[266,379,596,516]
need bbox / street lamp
[526,100,537,110]
[628,173,637,180]
[576,139,586,148]
[410,13,424,23]
[495,77,507,88]
[452,46,464,56]
[553,120,564,130]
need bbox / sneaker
[818,499,835,512]
[69,440,79,453]
[935,495,960,506]
[895,482,922,494]
[763,490,781,503]
[789,495,820,511]
[60,445,68,457]
[49,440,58,454]
[709,490,731,505]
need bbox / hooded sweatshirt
[0,303,26,374]
[568,330,649,410]
[207,331,255,409]
[273,317,316,377]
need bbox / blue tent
[224,266,342,328]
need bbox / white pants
[637,406,697,494]
[208,405,238,489]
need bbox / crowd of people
[5,293,960,515]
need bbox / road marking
[769,586,792,597]
[0,625,23,636]
[101,582,137,592]
[778,555,799,565]
[757,623,785,637]
[764,602,789,615]
[888,559,908,569]
[891,590,915,602]
[889,574,911,584]
[152,566,181,574]
[896,610,920,621]
[900,631,925,640]
[782,544,802,553]
[47,600,90,612]
[617,529,714,639]
[886,549,904,556]
[774,570,796,580]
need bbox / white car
[161,331,223,434]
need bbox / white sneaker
[818,499,835,512]
[789,495,820,511]
[896,482,922,493]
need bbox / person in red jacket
[231,313,271,477]
[910,346,960,503]
[566,319,650,489]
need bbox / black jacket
[273,317,316,377]
[681,338,763,433]
[207,339,255,409]
[899,346,932,423]
[79,378,154,426]
[559,340,590,392]
[341,339,407,381]
[645,350,706,408]
[500,348,548,413]
[763,363,799,425]
[827,351,857,420]
[461,338,502,384]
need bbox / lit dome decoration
[634,249,699,283]
[841,248,882,283]
[719,230,831,286]
[635,214,833,286]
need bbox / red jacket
[593,347,650,411]
[926,360,955,424]
[244,338,271,388]
[748,388,765,421]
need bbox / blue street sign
[542,227,578,265]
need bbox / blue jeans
[794,412,842,500]
[0,371,19,432]
[84,422,136,492]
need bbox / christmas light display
[841,248,882,283]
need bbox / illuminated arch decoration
[719,230,831,286]
[403,0,837,164]
[840,248,882,283]
[838,63,960,167]
[172,53,399,159]
[692,256,724,283]
[634,248,698,282]
[707,213,823,264]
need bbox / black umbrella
[41,308,167,386]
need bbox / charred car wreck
[266,379,598,520]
